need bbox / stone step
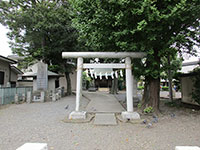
[16,143,47,150]
[93,113,117,125]
[175,146,200,150]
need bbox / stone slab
[121,111,140,119]
[175,146,200,150]
[94,113,117,125]
[116,114,143,124]
[69,111,86,120]
[85,92,125,113]
[16,143,48,150]
[88,87,97,92]
[63,114,94,123]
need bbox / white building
[0,55,23,87]
[180,58,200,105]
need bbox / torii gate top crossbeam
[62,52,146,59]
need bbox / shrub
[143,106,154,114]
[137,86,144,90]
[137,103,142,109]
[162,86,169,91]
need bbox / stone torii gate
[62,52,146,120]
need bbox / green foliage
[191,67,200,105]
[69,0,200,79]
[137,86,144,90]
[69,0,200,109]
[82,72,92,82]
[143,106,154,114]
[162,86,169,91]
[0,0,78,74]
[160,55,183,80]
[137,103,142,109]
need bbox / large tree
[69,0,200,112]
[0,0,79,95]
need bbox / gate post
[76,57,83,111]
[69,57,86,119]
[121,57,140,119]
[125,57,133,112]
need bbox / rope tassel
[115,71,118,78]
[105,72,108,79]
[120,70,123,77]
[111,71,114,79]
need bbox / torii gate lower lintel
[62,52,146,120]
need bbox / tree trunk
[141,79,150,109]
[110,78,118,94]
[142,77,160,113]
[167,55,173,102]
[141,48,161,113]
[65,72,72,96]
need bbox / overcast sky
[0,24,13,57]
[0,24,199,62]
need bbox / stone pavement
[84,91,125,113]
[94,113,117,125]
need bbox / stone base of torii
[62,52,146,120]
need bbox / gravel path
[0,94,200,150]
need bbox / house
[0,55,23,87]
[180,58,200,105]
[18,61,63,93]
[21,70,62,93]
[9,55,77,94]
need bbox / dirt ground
[0,95,200,150]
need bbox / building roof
[0,55,17,64]
[180,65,199,74]
[11,66,23,74]
[179,58,200,77]
[22,70,62,77]
[182,58,200,66]
[7,55,25,61]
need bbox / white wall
[59,71,77,91]
[48,78,56,93]
[10,70,18,82]
[181,76,199,105]
[0,60,10,87]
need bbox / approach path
[84,91,125,113]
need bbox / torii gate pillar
[69,57,86,120]
[121,57,140,119]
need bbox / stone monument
[33,61,48,102]
[36,61,48,91]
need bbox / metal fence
[0,87,33,105]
